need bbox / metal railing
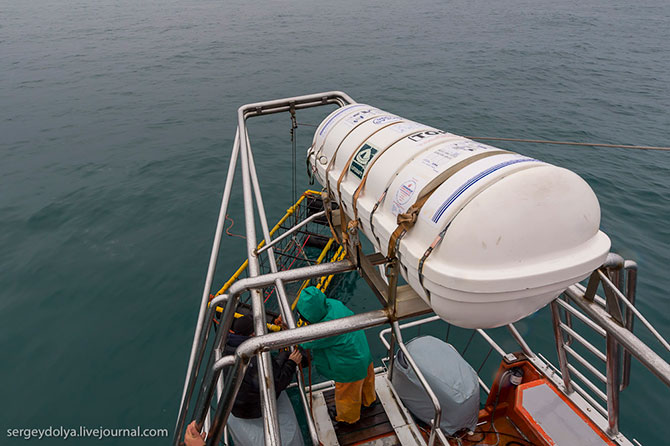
[174,92,357,446]
[376,260,670,445]
[552,255,670,437]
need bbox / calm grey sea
[2,0,669,444]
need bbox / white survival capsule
[307,104,611,328]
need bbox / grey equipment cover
[227,392,304,446]
[391,335,479,435]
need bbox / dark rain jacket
[297,287,373,383]
[223,333,298,419]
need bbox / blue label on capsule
[431,158,539,223]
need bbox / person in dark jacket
[224,314,302,419]
[297,286,376,424]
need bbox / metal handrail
[379,276,670,442]
[234,91,355,444]
[206,309,391,446]
[554,268,670,437]
[621,260,637,391]
[556,297,606,337]
[191,261,356,427]
[255,210,326,256]
[564,284,670,386]
[175,129,240,443]
[558,322,607,362]
[597,270,670,352]
[245,135,318,443]
[174,91,356,445]
[564,345,607,383]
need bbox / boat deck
[322,388,397,446]
[312,372,425,446]
[310,359,618,446]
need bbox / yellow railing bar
[292,244,346,310]
[314,238,336,265]
[317,246,343,289]
[291,241,337,310]
[318,247,347,291]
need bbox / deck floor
[322,388,399,446]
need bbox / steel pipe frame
[597,270,670,352]
[287,366,386,393]
[476,329,510,360]
[378,315,441,350]
[621,260,637,390]
[206,309,391,446]
[378,315,522,360]
[178,259,354,444]
[556,298,606,337]
[245,137,319,444]
[566,364,608,402]
[238,91,355,121]
[234,92,355,445]
[239,128,279,444]
[564,345,607,383]
[191,260,356,430]
[174,91,356,445]
[558,322,607,362]
[213,349,228,446]
[564,285,670,387]
[605,334,620,436]
[174,130,241,444]
[550,300,574,393]
[255,210,326,256]
[237,102,283,444]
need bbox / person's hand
[289,348,303,365]
[274,315,288,330]
[184,421,205,446]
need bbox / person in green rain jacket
[297,286,376,424]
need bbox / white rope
[465,136,670,151]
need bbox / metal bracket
[583,270,600,302]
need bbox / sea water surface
[1,0,669,444]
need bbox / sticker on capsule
[406,129,449,143]
[344,108,381,126]
[349,144,378,179]
[420,141,491,173]
[371,115,402,125]
[389,121,427,134]
[392,177,426,216]
[395,179,417,205]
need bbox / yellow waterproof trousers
[334,363,376,424]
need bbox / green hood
[297,286,328,323]
[297,286,373,383]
